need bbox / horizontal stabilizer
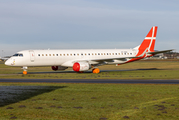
[147,49,174,55]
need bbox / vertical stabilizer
[136,26,158,56]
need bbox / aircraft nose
[5,59,10,66]
[5,59,12,66]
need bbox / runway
[0,79,179,84]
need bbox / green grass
[1,60,179,79]
[1,60,179,119]
[1,83,179,119]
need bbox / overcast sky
[0,0,179,56]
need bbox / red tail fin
[136,26,158,56]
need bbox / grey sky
[0,0,179,56]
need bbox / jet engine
[73,62,91,72]
[51,66,68,71]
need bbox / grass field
[0,60,179,79]
[1,60,179,119]
[1,83,179,120]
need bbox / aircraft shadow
[0,86,66,107]
[21,68,159,74]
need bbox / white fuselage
[5,49,138,67]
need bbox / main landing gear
[92,68,100,74]
[22,66,28,75]
[21,66,100,74]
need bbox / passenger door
[29,50,35,62]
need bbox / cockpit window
[13,54,19,56]
[13,53,23,57]
[19,54,23,57]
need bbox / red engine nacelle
[51,66,68,71]
[73,62,91,72]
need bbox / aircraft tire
[23,71,27,75]
[92,68,100,74]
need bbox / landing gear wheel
[23,71,27,75]
[92,68,100,74]
[22,66,28,75]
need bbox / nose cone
[5,59,12,66]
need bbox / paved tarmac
[0,79,179,84]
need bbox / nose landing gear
[23,71,27,75]
[22,66,28,75]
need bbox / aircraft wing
[67,49,174,67]
[90,49,173,63]
[88,48,149,63]
[90,56,139,62]
[69,56,141,67]
[147,49,174,55]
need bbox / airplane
[5,26,173,74]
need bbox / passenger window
[112,53,114,55]
[98,53,100,55]
[85,53,87,56]
[107,53,108,55]
[63,54,65,56]
[70,54,72,56]
[46,54,48,56]
[95,53,97,55]
[118,53,120,55]
[56,54,58,56]
[74,54,76,56]
[38,54,40,56]
[101,53,103,55]
[88,53,90,55]
[109,53,111,55]
[42,54,44,56]
[92,53,94,55]
[53,54,55,56]
[77,54,79,56]
[49,54,51,56]
[60,54,62,56]
[104,53,105,55]
[67,54,69,56]
[116,53,117,55]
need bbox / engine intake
[73,62,91,72]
